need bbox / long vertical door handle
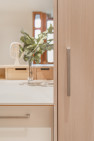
[67,47,70,96]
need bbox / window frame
[32,12,53,64]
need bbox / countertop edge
[0,103,54,106]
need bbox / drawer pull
[41,68,50,70]
[0,114,30,119]
[15,68,27,70]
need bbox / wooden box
[36,67,53,80]
[6,68,29,80]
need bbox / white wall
[0,0,53,65]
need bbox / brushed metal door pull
[0,114,30,119]
[67,47,70,96]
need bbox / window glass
[35,29,41,38]
[47,20,54,29]
[35,14,41,28]
[47,50,54,63]
[47,20,54,63]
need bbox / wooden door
[58,0,94,141]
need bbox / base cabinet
[6,68,29,80]
[36,68,53,80]
[0,128,51,141]
[0,66,53,80]
[0,106,54,141]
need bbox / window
[47,19,54,63]
[33,12,54,64]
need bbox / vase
[28,61,33,83]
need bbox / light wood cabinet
[0,106,54,141]
[57,0,94,141]
[6,68,29,80]
[36,67,53,80]
[0,68,5,79]
[0,65,53,80]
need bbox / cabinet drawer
[0,106,53,141]
[6,68,29,80]
[37,67,53,80]
[0,68,5,79]
[0,106,53,127]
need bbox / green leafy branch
[19,24,54,64]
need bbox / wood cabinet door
[58,0,94,141]
[0,106,54,141]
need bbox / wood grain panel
[0,106,53,127]
[54,0,58,140]
[6,68,29,80]
[0,69,5,79]
[36,68,53,80]
[0,106,54,141]
[58,0,94,141]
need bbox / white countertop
[0,64,54,68]
[0,80,54,106]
